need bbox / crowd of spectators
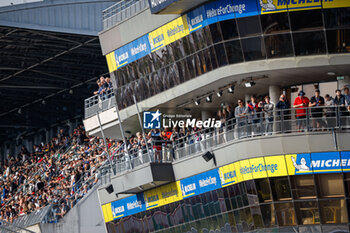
[93,76,113,98]
[0,126,112,223]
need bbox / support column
[201,111,211,121]
[338,75,350,90]
[269,85,282,133]
[245,94,251,105]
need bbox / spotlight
[17,108,22,114]
[216,90,223,97]
[195,99,201,106]
[105,185,114,194]
[202,151,216,166]
[206,95,212,103]
[69,89,73,95]
[245,81,256,88]
[228,85,234,93]
[41,100,46,105]
[327,72,336,76]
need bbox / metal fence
[102,0,149,30]
[84,89,116,118]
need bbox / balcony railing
[84,89,115,118]
[107,106,350,175]
[102,0,149,30]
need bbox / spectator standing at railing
[343,87,350,126]
[148,129,162,162]
[293,91,309,132]
[246,96,262,136]
[262,96,274,135]
[105,77,113,90]
[309,89,325,131]
[235,99,247,138]
[334,89,346,115]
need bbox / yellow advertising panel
[287,0,321,11]
[101,203,114,222]
[144,182,182,210]
[148,27,166,52]
[264,155,288,177]
[285,154,313,175]
[233,161,244,183]
[219,163,237,187]
[240,159,253,181]
[249,157,268,179]
[260,0,289,14]
[323,0,350,8]
[105,52,117,73]
[164,16,189,45]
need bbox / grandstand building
[86,0,350,233]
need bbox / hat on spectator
[298,90,305,96]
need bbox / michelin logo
[259,0,276,11]
[143,110,161,129]
[291,156,310,171]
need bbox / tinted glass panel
[270,177,292,201]
[290,10,323,31]
[214,43,228,67]
[316,173,345,197]
[241,37,266,61]
[326,29,350,53]
[260,204,277,228]
[264,33,293,58]
[209,23,223,44]
[237,16,262,37]
[224,40,243,64]
[260,12,290,34]
[275,202,297,226]
[255,178,272,203]
[319,200,348,224]
[290,175,317,199]
[295,201,320,225]
[220,19,239,40]
[293,31,326,56]
[324,7,350,29]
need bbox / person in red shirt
[293,91,310,131]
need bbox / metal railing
[84,89,116,118]
[102,0,149,30]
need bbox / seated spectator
[293,91,309,131]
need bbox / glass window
[289,9,323,31]
[185,55,196,80]
[241,37,266,61]
[319,199,348,224]
[326,29,350,53]
[290,175,317,199]
[316,173,345,198]
[224,40,243,64]
[209,23,223,44]
[255,178,272,203]
[220,19,239,40]
[187,34,197,53]
[237,16,262,37]
[214,43,228,67]
[260,204,277,228]
[275,202,297,226]
[245,180,259,205]
[324,7,350,29]
[294,201,320,225]
[264,33,293,58]
[293,31,326,56]
[260,12,290,34]
[270,177,292,201]
[182,37,193,56]
[192,28,208,51]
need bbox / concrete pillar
[245,94,251,105]
[269,85,282,105]
[338,75,350,90]
[201,111,211,121]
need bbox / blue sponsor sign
[114,44,130,68]
[148,0,178,14]
[234,0,259,18]
[143,110,162,129]
[111,194,146,220]
[130,35,151,61]
[217,0,236,21]
[205,0,219,25]
[311,152,342,173]
[340,151,350,172]
[196,168,222,194]
[180,176,199,199]
[187,5,208,33]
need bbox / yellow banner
[323,0,350,8]
[144,182,183,210]
[148,16,189,52]
[233,162,244,183]
[249,157,268,179]
[264,155,288,177]
[106,52,117,73]
[260,0,288,14]
[219,163,237,187]
[240,159,253,181]
[102,203,114,222]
